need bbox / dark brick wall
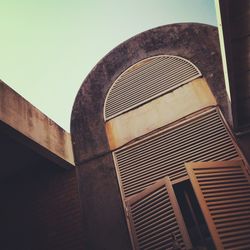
[0,158,85,250]
[77,153,132,250]
[220,0,250,129]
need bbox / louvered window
[185,159,250,249]
[113,108,239,198]
[104,55,201,120]
[126,177,192,250]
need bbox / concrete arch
[70,23,227,250]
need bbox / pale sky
[0,0,217,132]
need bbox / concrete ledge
[106,78,217,150]
[0,80,74,168]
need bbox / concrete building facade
[0,81,85,250]
[1,3,249,248]
[71,23,250,249]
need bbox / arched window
[104,55,201,121]
[104,56,250,249]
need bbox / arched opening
[71,23,250,250]
[104,56,250,249]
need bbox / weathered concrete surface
[219,0,250,130]
[0,80,74,168]
[76,153,132,250]
[106,78,217,150]
[71,23,227,250]
[237,133,250,164]
[71,23,228,164]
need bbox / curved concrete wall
[71,23,227,250]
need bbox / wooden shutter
[114,109,240,198]
[126,177,192,250]
[186,159,250,249]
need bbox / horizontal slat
[212,210,250,219]
[122,145,237,192]
[141,232,182,250]
[119,128,230,171]
[153,240,185,250]
[128,180,190,250]
[133,203,174,223]
[121,143,237,183]
[136,213,176,236]
[116,111,221,159]
[111,58,171,90]
[105,55,201,120]
[215,215,250,226]
[131,187,166,211]
[114,109,239,198]
[208,201,250,211]
[222,234,250,246]
[218,224,250,235]
[197,171,245,179]
[106,69,198,109]
[113,57,169,86]
[112,57,191,89]
[119,141,235,177]
[108,61,195,98]
[135,215,176,236]
[205,192,250,201]
[123,146,238,196]
[201,185,250,194]
[207,196,250,206]
[194,169,241,176]
[198,177,248,185]
[116,113,221,158]
[132,196,168,219]
[137,222,179,242]
[224,240,250,250]
[188,160,250,249]
[120,147,235,185]
[200,182,250,190]
[134,211,174,232]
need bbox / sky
[0,0,217,132]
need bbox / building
[1,3,249,249]
[0,81,85,249]
[71,22,250,249]
[218,0,250,133]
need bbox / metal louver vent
[186,160,250,249]
[113,109,239,198]
[104,55,201,120]
[127,177,192,250]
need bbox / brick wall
[0,157,86,250]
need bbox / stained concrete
[106,78,217,150]
[71,23,228,250]
[71,23,228,164]
[0,80,74,169]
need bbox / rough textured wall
[106,78,217,150]
[71,23,227,250]
[0,80,74,168]
[0,158,85,250]
[220,0,250,129]
[71,23,227,163]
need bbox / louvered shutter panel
[185,159,250,249]
[126,177,192,250]
[114,109,239,198]
[104,55,201,120]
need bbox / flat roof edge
[0,80,75,168]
